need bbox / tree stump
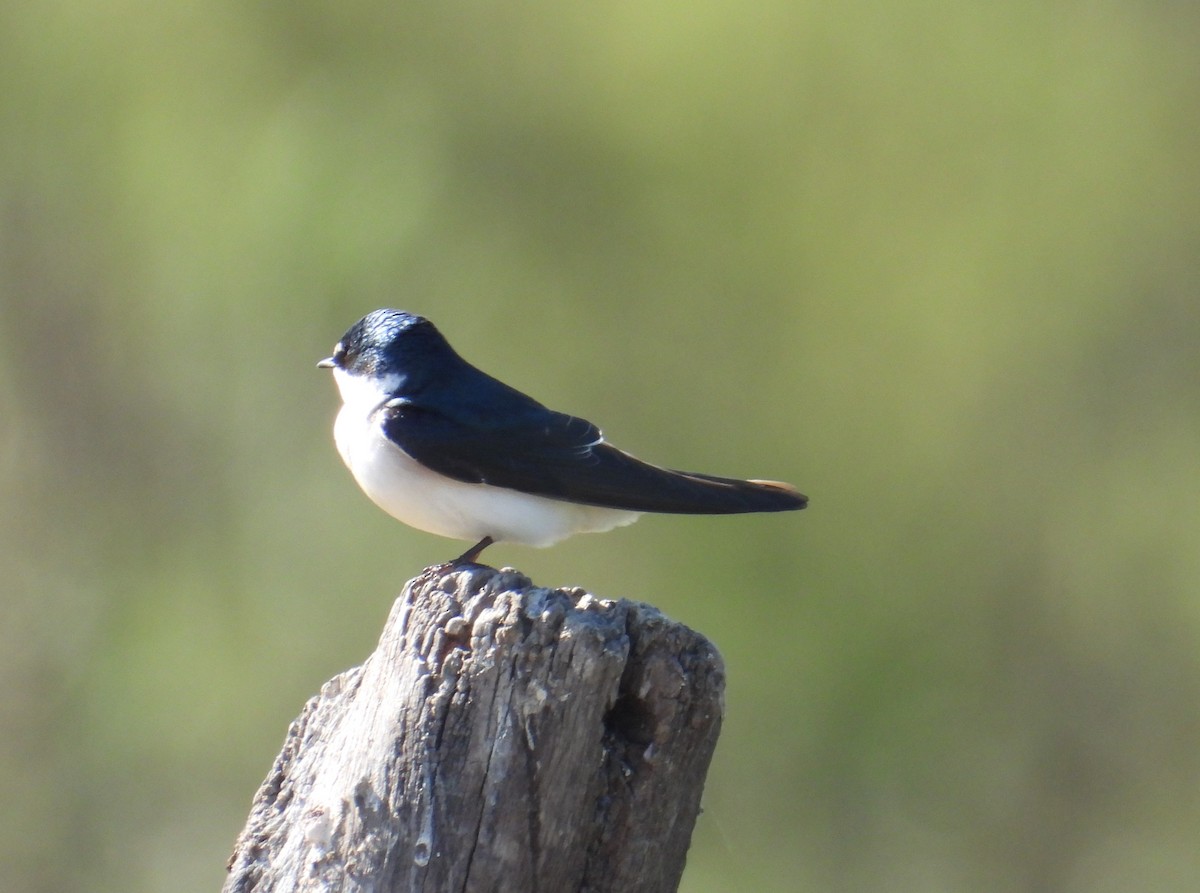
[224,564,725,893]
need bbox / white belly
[332,402,640,547]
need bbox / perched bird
[319,309,806,564]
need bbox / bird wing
[377,397,806,514]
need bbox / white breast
[329,369,640,547]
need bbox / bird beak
[317,357,335,369]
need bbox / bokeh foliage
[2,2,1199,891]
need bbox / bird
[318,309,806,565]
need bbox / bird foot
[416,536,497,585]
[450,536,495,566]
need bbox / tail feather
[544,442,808,514]
[657,470,808,514]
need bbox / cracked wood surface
[224,565,725,893]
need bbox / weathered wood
[224,564,725,893]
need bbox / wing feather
[377,398,806,514]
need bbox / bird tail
[544,442,808,514]
[651,470,808,514]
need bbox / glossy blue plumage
[320,309,805,556]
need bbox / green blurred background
[3,2,1199,891]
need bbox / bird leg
[451,536,495,566]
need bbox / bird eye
[333,342,348,364]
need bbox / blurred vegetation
[2,1,1199,891]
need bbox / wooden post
[224,564,725,893]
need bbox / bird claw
[450,536,495,567]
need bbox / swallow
[319,309,806,563]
